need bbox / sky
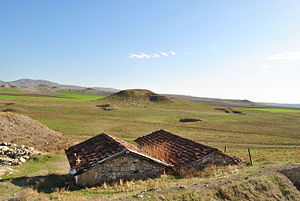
[0,0,300,103]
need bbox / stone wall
[76,152,166,186]
[187,151,238,170]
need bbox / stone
[130,164,136,171]
[11,159,19,166]
[76,153,166,186]
[112,166,120,171]
[120,166,130,171]
[19,157,26,163]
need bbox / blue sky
[1,1,300,103]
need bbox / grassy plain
[0,90,104,101]
[250,108,300,113]
[0,88,23,94]
[0,94,300,200]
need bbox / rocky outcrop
[0,142,39,166]
[215,107,244,115]
[96,104,118,111]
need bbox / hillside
[0,112,73,153]
[0,90,300,200]
[0,78,119,92]
[2,79,299,109]
[166,94,259,107]
[97,89,174,107]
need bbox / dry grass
[0,112,74,153]
[141,142,172,163]
[215,173,300,201]
[0,95,300,200]
[178,165,240,178]
[19,188,89,201]
[19,188,48,201]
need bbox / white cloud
[169,51,176,56]
[152,53,161,58]
[129,50,177,59]
[140,53,151,58]
[129,53,152,59]
[160,52,169,56]
[267,51,300,62]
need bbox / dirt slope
[0,112,73,153]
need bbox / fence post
[224,146,227,153]
[248,148,253,166]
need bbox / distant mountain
[257,102,300,108]
[165,94,259,108]
[1,79,120,92]
[166,94,300,110]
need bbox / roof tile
[134,129,218,167]
[65,133,171,175]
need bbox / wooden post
[224,146,227,153]
[248,149,253,166]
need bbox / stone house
[65,133,172,186]
[134,130,240,171]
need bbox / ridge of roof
[134,129,218,167]
[103,133,172,167]
[135,129,217,149]
[65,133,172,176]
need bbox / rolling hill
[97,89,174,107]
[1,78,299,109]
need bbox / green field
[0,88,22,94]
[0,95,300,200]
[0,91,105,102]
[58,92,105,101]
[251,108,300,113]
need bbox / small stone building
[65,133,172,186]
[134,130,240,171]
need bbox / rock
[23,156,30,160]
[0,142,37,165]
[130,164,136,171]
[11,159,19,166]
[19,157,26,163]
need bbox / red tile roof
[65,133,171,175]
[134,130,218,167]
